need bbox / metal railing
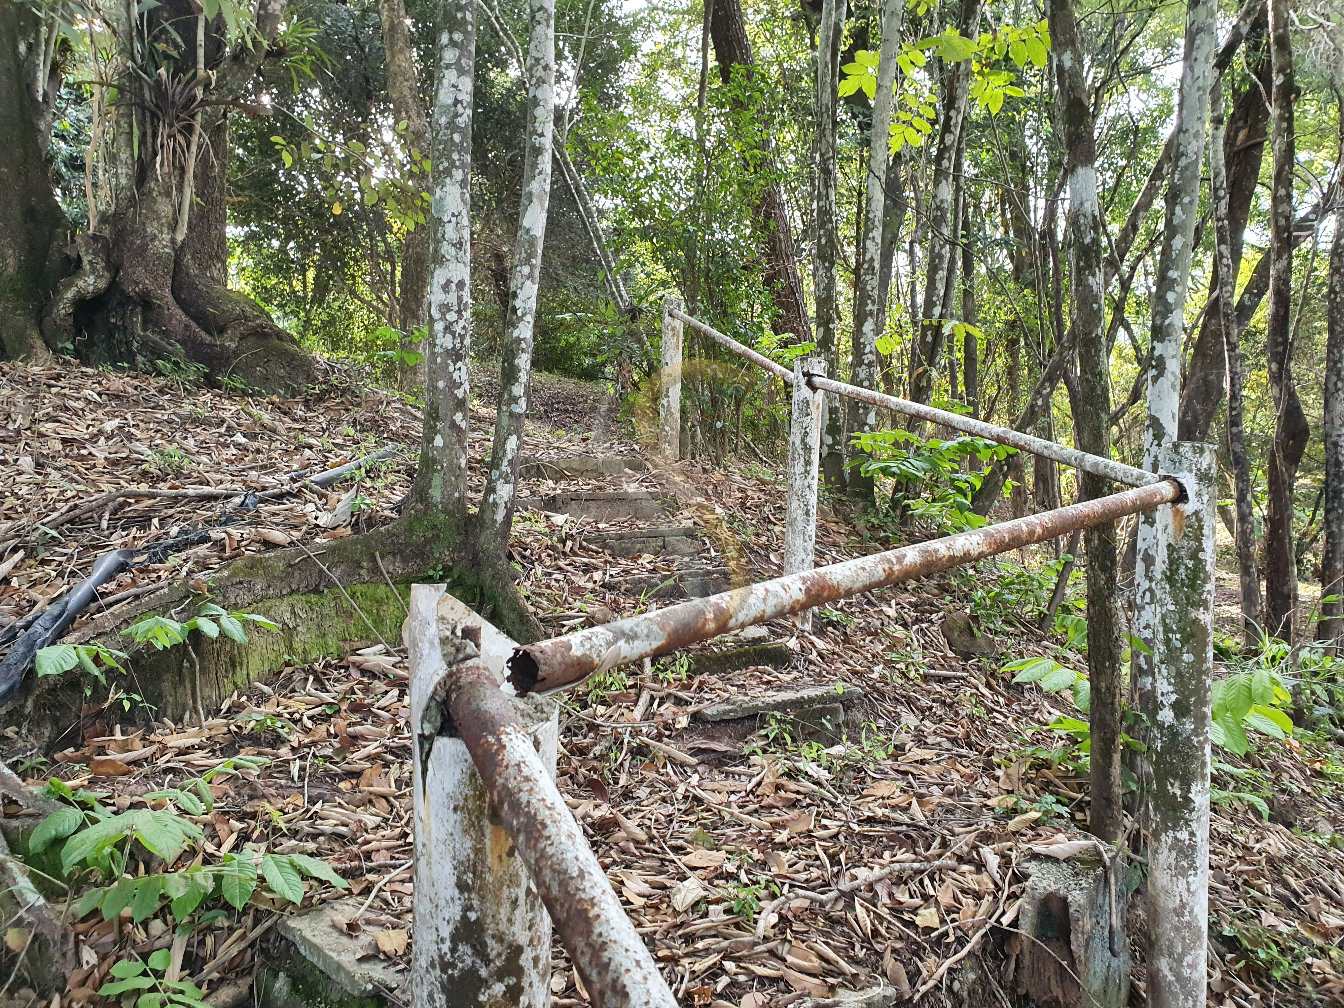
[408,301,1217,1008]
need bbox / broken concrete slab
[258,898,402,1008]
[688,641,793,677]
[610,564,731,600]
[588,524,704,557]
[692,683,866,745]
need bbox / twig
[352,859,413,922]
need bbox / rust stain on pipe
[510,480,1181,695]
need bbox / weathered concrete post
[406,585,557,1008]
[659,297,683,460]
[784,357,827,628]
[1143,443,1215,1008]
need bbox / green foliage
[98,949,210,1008]
[30,758,346,930]
[124,603,279,651]
[852,428,1015,533]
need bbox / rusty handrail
[509,478,1180,695]
[441,658,679,1006]
[669,307,1157,488]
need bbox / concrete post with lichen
[659,297,683,460]
[407,585,557,1007]
[785,357,827,628]
[1143,442,1215,1008]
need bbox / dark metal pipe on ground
[444,661,679,1008]
[509,479,1181,695]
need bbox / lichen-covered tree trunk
[413,0,477,518]
[814,0,848,490]
[907,0,982,410]
[1320,179,1344,650]
[1176,8,1269,442]
[1262,0,1307,640]
[0,0,66,361]
[478,0,556,551]
[1210,81,1262,647]
[1051,0,1122,843]
[847,0,904,501]
[1132,0,1216,838]
[377,0,432,390]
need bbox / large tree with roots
[0,0,314,390]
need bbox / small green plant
[851,428,1016,534]
[585,666,631,704]
[724,880,770,921]
[35,642,128,685]
[99,949,211,1007]
[126,602,279,651]
[29,759,346,927]
[655,654,692,686]
[153,357,208,389]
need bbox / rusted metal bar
[671,308,1155,486]
[807,374,1158,488]
[670,308,795,384]
[443,661,678,1007]
[510,479,1181,695]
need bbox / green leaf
[260,854,306,904]
[35,643,80,678]
[133,810,201,863]
[30,807,83,854]
[217,852,259,909]
[193,617,219,639]
[100,876,139,921]
[147,948,172,972]
[287,853,348,890]
[1213,713,1248,756]
[1040,665,1076,693]
[62,814,134,871]
[169,871,212,918]
[99,976,156,995]
[109,958,147,979]
[219,614,247,644]
[130,875,165,923]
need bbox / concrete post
[784,357,827,628]
[407,586,557,1008]
[1142,443,1215,1008]
[659,297,683,460]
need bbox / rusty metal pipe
[444,662,678,1008]
[509,480,1181,695]
[670,308,795,383]
[807,374,1159,488]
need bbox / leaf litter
[1,358,1342,1007]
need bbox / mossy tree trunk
[0,0,66,362]
[24,0,315,391]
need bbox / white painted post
[659,297,683,460]
[784,357,827,628]
[407,586,558,1008]
[1143,443,1215,1008]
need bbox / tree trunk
[961,205,978,418]
[35,0,314,392]
[1262,0,1307,640]
[1176,10,1270,442]
[1210,81,1262,647]
[478,0,556,550]
[1051,0,1123,843]
[709,0,812,343]
[1321,188,1344,651]
[908,0,982,409]
[413,0,477,517]
[848,0,904,502]
[815,0,848,490]
[0,0,66,361]
[378,0,432,389]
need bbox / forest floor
[2,358,1343,1007]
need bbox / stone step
[688,640,793,677]
[692,682,866,745]
[609,564,732,599]
[521,489,665,522]
[588,524,703,557]
[521,452,647,479]
[259,897,400,1007]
